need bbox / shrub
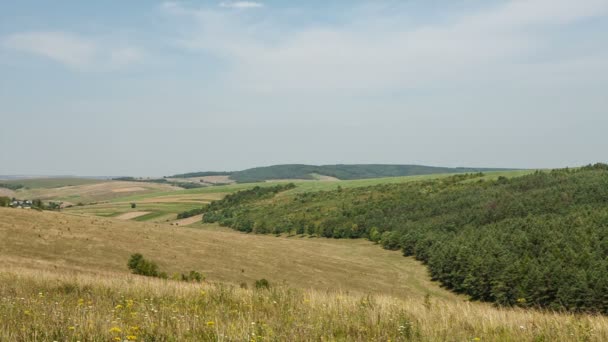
[0,196,9,207]
[131,203,137,209]
[181,271,204,283]
[127,253,160,277]
[255,279,270,289]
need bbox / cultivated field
[57,170,534,222]
[13,180,180,204]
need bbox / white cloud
[163,0,608,93]
[1,31,143,71]
[2,31,96,69]
[219,1,263,9]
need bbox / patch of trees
[202,164,608,313]
[228,164,510,183]
[127,253,204,283]
[170,171,233,178]
[175,183,297,221]
[176,207,206,219]
[112,177,204,189]
[200,183,296,227]
[0,183,24,190]
[0,196,10,207]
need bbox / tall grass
[2,267,608,341]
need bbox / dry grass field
[14,180,180,204]
[2,208,608,340]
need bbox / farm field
[2,207,608,341]
[59,170,534,222]
[7,180,180,204]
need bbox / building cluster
[10,199,32,208]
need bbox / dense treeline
[0,183,24,190]
[229,164,512,183]
[171,164,514,183]
[111,177,204,189]
[202,164,608,312]
[170,171,233,178]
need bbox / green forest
[196,164,608,312]
[171,164,514,183]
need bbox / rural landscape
[2,164,608,340]
[2,0,607,341]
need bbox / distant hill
[171,164,516,183]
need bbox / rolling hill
[200,164,608,313]
[171,163,517,183]
[2,207,608,341]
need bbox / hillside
[200,164,608,312]
[3,209,608,340]
[171,164,515,183]
[0,208,451,299]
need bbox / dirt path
[115,211,150,220]
[173,214,203,226]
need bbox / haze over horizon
[1,0,607,176]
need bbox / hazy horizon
[1,1,607,176]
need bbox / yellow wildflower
[115,304,123,310]
[77,298,84,306]
[126,335,138,341]
[68,326,75,331]
[207,321,215,326]
[109,326,122,334]
[113,338,121,342]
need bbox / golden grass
[0,208,453,300]
[3,208,608,341]
[2,267,608,341]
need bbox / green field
[61,170,534,222]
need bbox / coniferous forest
[198,164,608,312]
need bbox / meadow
[2,208,608,341]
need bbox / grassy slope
[63,170,533,222]
[2,208,608,341]
[0,208,451,300]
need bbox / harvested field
[111,186,146,193]
[114,211,151,220]
[15,181,179,203]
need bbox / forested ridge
[199,164,608,312]
[171,164,514,183]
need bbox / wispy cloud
[1,31,143,71]
[219,1,263,9]
[162,0,608,93]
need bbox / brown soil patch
[0,188,15,197]
[115,211,151,220]
[112,187,146,193]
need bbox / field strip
[173,214,203,226]
[114,211,151,220]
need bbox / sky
[0,0,607,176]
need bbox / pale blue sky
[1,1,607,176]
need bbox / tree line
[198,164,608,312]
